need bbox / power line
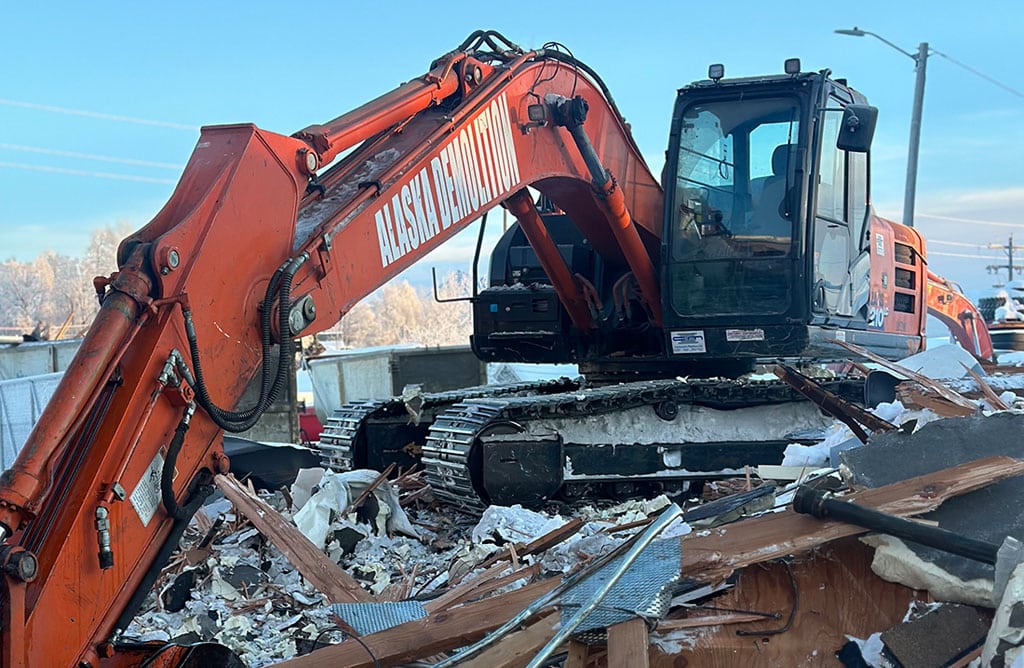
[0,161,176,184]
[928,250,1002,260]
[928,239,987,249]
[0,98,199,131]
[0,143,181,170]
[917,213,1024,229]
[930,49,1024,100]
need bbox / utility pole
[987,234,1024,285]
[904,41,928,228]
[835,28,930,227]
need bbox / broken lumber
[678,455,1024,584]
[774,363,895,442]
[458,610,559,668]
[276,578,560,667]
[961,362,1011,410]
[214,473,372,604]
[650,539,927,667]
[897,385,976,417]
[425,562,541,613]
[607,618,650,668]
[476,517,585,570]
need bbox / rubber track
[318,377,581,473]
[421,376,864,512]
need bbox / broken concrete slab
[841,413,1024,592]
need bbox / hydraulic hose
[184,254,308,432]
[160,406,213,521]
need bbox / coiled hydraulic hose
[183,253,308,432]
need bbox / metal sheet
[559,536,681,632]
[329,601,428,636]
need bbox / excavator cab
[660,66,916,366]
[474,64,922,380]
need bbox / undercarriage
[318,375,864,512]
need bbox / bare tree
[0,222,132,337]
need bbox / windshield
[669,96,801,317]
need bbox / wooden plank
[477,518,585,570]
[897,386,976,417]
[563,641,591,668]
[650,538,926,667]
[213,473,372,604]
[426,563,541,613]
[961,362,1011,410]
[774,363,894,442]
[607,618,650,668]
[276,578,560,667]
[458,610,559,668]
[679,456,1024,583]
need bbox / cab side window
[817,110,846,222]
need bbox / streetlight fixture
[836,27,929,228]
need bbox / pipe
[793,486,999,564]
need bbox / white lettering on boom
[373,92,520,268]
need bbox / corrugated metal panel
[0,372,63,470]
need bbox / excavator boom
[0,33,661,667]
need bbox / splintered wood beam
[213,473,372,604]
[276,578,561,667]
[897,386,977,417]
[426,562,542,613]
[458,610,559,668]
[679,455,1024,583]
[476,517,585,570]
[607,618,650,668]
[773,364,895,442]
[961,362,1011,410]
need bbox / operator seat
[748,143,796,237]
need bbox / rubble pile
[123,350,1024,666]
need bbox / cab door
[811,96,867,319]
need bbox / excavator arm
[0,31,662,667]
[927,269,994,360]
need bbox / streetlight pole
[904,41,929,229]
[835,27,929,228]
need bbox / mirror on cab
[836,104,878,153]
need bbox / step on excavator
[0,30,991,666]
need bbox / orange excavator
[0,30,990,666]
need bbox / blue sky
[2,1,1023,298]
